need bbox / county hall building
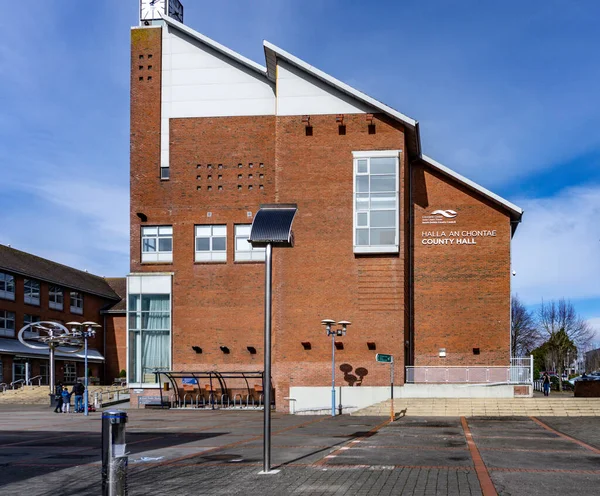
[128,2,523,412]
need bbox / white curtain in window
[141,295,170,376]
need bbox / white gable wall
[161,25,275,168]
[276,60,375,116]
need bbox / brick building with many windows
[0,245,125,386]
[128,8,523,411]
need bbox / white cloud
[1,178,129,277]
[512,185,600,303]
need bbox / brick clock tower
[128,1,523,411]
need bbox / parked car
[568,373,600,386]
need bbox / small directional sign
[376,353,393,363]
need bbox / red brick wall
[129,26,513,411]
[412,163,511,366]
[272,114,407,410]
[104,313,127,382]
[0,274,115,383]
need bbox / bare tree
[511,295,539,356]
[538,298,593,391]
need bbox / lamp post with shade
[321,319,351,417]
[67,321,101,416]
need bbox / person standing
[61,386,72,413]
[542,372,551,397]
[73,381,84,413]
[53,382,64,413]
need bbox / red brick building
[128,8,522,411]
[0,245,125,386]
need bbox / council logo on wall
[422,209,458,225]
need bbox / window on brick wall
[49,285,63,310]
[141,226,173,263]
[352,150,400,254]
[234,225,265,262]
[195,225,226,262]
[0,272,15,301]
[70,291,83,315]
[128,293,171,384]
[0,310,15,337]
[24,279,40,306]
[23,314,40,339]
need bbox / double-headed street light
[321,319,351,417]
[67,321,101,416]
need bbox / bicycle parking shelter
[153,371,270,410]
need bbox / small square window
[195,225,227,262]
[141,225,173,263]
[235,225,265,262]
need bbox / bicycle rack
[232,393,243,408]
[195,393,205,408]
[245,394,255,409]
[10,379,25,390]
[220,394,229,409]
[258,393,264,408]
[27,375,42,386]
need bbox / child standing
[61,386,72,413]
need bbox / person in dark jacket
[53,382,64,413]
[542,372,551,396]
[73,381,85,413]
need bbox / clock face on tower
[140,0,166,21]
[168,0,184,23]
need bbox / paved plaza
[0,405,598,495]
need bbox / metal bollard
[102,410,128,496]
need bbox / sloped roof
[155,16,521,226]
[421,155,523,226]
[0,245,120,300]
[103,277,126,313]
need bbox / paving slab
[1,407,600,495]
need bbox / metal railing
[93,388,130,408]
[10,379,25,390]
[27,375,42,386]
[405,356,533,385]
[406,365,532,384]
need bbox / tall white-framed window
[49,285,63,310]
[353,150,400,253]
[24,279,40,306]
[0,310,15,337]
[128,293,171,384]
[0,272,15,301]
[70,291,83,314]
[234,225,265,262]
[195,225,227,262]
[141,226,173,263]
[23,314,40,339]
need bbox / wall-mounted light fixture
[439,348,446,358]
[335,342,344,350]
[192,346,202,354]
[472,348,480,355]
[247,346,257,355]
[301,341,312,350]
[220,346,230,354]
[367,342,376,351]
[136,212,148,222]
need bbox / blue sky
[1,1,599,339]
